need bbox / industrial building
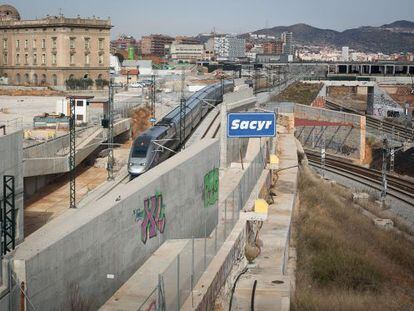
[0,4,112,89]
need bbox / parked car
[129,82,144,88]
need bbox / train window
[132,136,150,158]
[387,110,400,118]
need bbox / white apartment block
[210,36,246,60]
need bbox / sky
[6,0,414,38]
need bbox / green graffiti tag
[204,168,219,208]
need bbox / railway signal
[381,138,389,205]
[321,146,326,179]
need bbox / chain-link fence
[139,141,270,311]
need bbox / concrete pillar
[369,65,372,75]
[220,104,227,168]
[367,86,375,115]
[393,65,396,76]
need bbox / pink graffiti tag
[135,193,166,244]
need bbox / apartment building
[141,34,174,57]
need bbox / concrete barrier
[5,139,220,310]
[294,104,366,161]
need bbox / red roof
[121,69,140,75]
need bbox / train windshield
[132,136,151,158]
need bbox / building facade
[169,43,204,62]
[281,32,293,55]
[210,35,246,60]
[0,5,112,89]
[141,34,174,57]
[174,36,201,45]
[342,46,350,61]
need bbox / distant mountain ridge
[249,20,414,53]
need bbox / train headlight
[128,162,134,167]
[140,162,146,166]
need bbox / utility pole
[390,147,395,173]
[321,134,326,179]
[179,69,186,149]
[107,77,115,181]
[69,97,76,208]
[150,74,156,125]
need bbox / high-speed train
[128,80,234,176]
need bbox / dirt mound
[131,106,152,139]
[0,89,65,96]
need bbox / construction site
[0,59,414,311]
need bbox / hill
[250,21,414,53]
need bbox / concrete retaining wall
[0,131,24,245]
[294,104,366,161]
[6,139,220,310]
[220,89,256,168]
[23,119,130,197]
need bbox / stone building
[0,4,112,89]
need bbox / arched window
[41,74,46,84]
[33,73,38,85]
[24,73,29,84]
[52,74,57,86]
[16,73,21,84]
[69,74,75,80]
[97,74,102,79]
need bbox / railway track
[324,100,413,141]
[201,110,220,139]
[306,149,414,206]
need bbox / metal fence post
[214,226,217,253]
[158,274,162,311]
[232,198,235,227]
[203,235,207,271]
[177,255,180,311]
[191,235,195,307]
[224,200,227,239]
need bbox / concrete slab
[100,240,189,311]
[231,132,298,311]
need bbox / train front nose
[128,158,147,176]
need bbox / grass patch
[272,82,322,105]
[292,166,414,310]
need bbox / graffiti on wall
[204,168,219,208]
[133,192,166,244]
